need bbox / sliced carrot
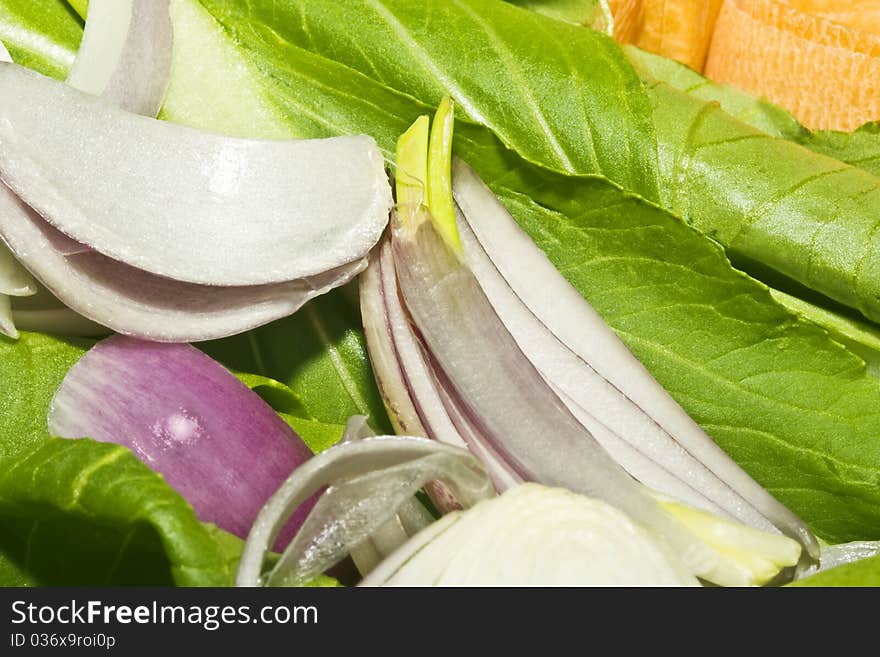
[607,0,643,43]
[777,1,880,37]
[704,0,880,131]
[610,0,723,71]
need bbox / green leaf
[506,0,612,30]
[789,556,880,587]
[0,437,233,585]
[11,0,880,545]
[194,0,661,201]
[626,45,808,143]
[627,46,880,179]
[0,0,82,79]
[279,414,346,454]
[802,122,880,179]
[201,287,392,433]
[0,332,92,459]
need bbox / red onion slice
[66,0,172,116]
[361,238,521,494]
[48,335,316,544]
[0,65,391,287]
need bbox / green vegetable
[627,45,880,179]
[0,0,81,79]
[6,0,880,565]
[0,438,234,585]
[799,123,880,180]
[790,556,880,587]
[12,0,880,542]
[506,0,612,30]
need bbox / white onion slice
[452,159,818,560]
[363,484,699,587]
[0,64,392,287]
[390,209,723,580]
[0,188,365,341]
[236,435,494,587]
[0,40,37,339]
[66,0,172,116]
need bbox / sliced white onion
[66,0,173,116]
[0,40,37,339]
[236,435,494,587]
[452,159,818,561]
[0,189,365,341]
[390,209,724,580]
[363,484,700,587]
[0,64,392,287]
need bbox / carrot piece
[610,0,723,71]
[778,1,880,37]
[704,0,880,131]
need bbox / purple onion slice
[48,335,315,545]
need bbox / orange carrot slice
[704,0,880,131]
[608,0,643,43]
[610,0,723,71]
[777,1,880,37]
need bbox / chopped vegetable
[237,430,494,586]
[705,0,880,130]
[66,0,173,116]
[48,336,316,545]
[362,484,700,586]
[0,66,391,287]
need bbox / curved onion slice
[390,209,731,580]
[237,434,494,587]
[452,159,818,559]
[360,238,522,494]
[0,41,37,338]
[48,336,315,543]
[363,484,700,587]
[0,190,365,341]
[66,0,172,116]
[335,416,436,577]
[0,65,392,287]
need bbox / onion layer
[48,336,315,545]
